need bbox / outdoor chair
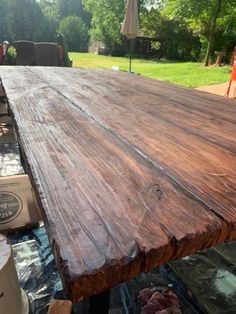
[35,43,61,66]
[0,44,4,65]
[13,41,36,66]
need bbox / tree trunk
[137,0,144,14]
[204,0,222,66]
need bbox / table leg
[88,290,110,314]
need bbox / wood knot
[152,183,164,200]
[140,183,164,208]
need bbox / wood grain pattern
[48,300,72,314]
[0,66,235,302]
[29,68,236,234]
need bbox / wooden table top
[1,66,236,302]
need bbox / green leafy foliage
[59,16,89,52]
[141,8,201,60]
[165,0,236,64]
[57,33,71,66]
[0,0,91,51]
[39,0,60,42]
[83,0,125,50]
[0,0,235,62]
[0,0,9,41]
[3,46,16,65]
[1,0,44,42]
[57,0,91,26]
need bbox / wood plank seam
[24,67,234,235]
[0,66,234,302]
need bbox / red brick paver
[196,82,236,98]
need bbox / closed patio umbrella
[121,0,139,73]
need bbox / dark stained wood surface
[0,66,236,302]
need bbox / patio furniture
[13,41,36,66]
[1,66,236,312]
[226,47,236,97]
[0,44,4,65]
[214,51,226,66]
[35,43,61,66]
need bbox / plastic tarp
[166,241,236,314]
[8,225,198,314]
[0,143,24,177]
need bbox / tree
[213,7,236,62]
[141,8,201,60]
[57,0,91,27]
[83,0,167,52]
[39,0,60,42]
[0,0,60,43]
[204,0,222,66]
[59,16,89,52]
[5,0,44,42]
[0,0,91,44]
[166,0,236,65]
[0,0,10,42]
[83,0,125,50]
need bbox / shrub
[3,46,16,65]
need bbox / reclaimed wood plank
[0,66,230,302]
[29,67,236,239]
[0,82,5,97]
[29,67,236,141]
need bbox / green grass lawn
[69,52,231,88]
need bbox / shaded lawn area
[69,52,231,88]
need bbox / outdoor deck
[0,66,236,303]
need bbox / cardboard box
[0,123,17,144]
[0,115,12,126]
[0,83,5,98]
[0,102,8,115]
[0,174,42,232]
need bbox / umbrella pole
[129,39,132,73]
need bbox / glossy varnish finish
[0,66,235,301]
